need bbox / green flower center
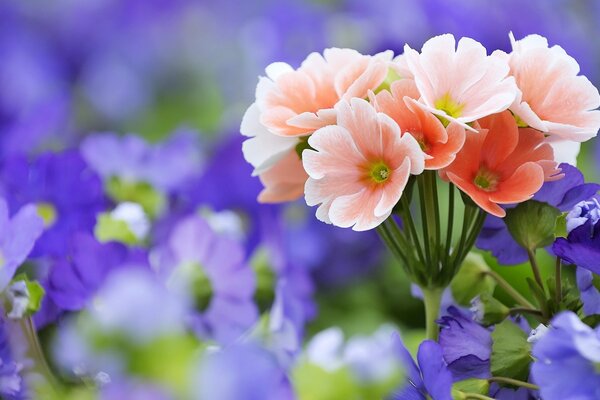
[474,168,499,192]
[370,162,391,183]
[434,93,465,126]
[36,202,58,228]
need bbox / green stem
[19,318,59,391]
[488,376,539,390]
[527,249,544,290]
[444,183,455,268]
[484,270,536,309]
[555,257,562,303]
[421,287,443,341]
[400,196,426,266]
[417,177,433,268]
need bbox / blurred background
[2,0,600,341]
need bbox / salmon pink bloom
[404,34,517,131]
[303,98,425,231]
[496,33,600,142]
[443,111,559,218]
[255,48,393,137]
[373,80,466,170]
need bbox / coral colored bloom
[404,34,517,131]
[303,98,425,231]
[496,33,600,142]
[373,80,466,169]
[443,111,558,217]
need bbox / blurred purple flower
[478,164,600,265]
[0,320,26,400]
[194,342,294,400]
[437,307,492,381]
[80,131,202,194]
[0,198,43,292]
[0,150,107,258]
[391,336,453,400]
[154,214,258,344]
[531,311,600,400]
[36,234,148,328]
[576,268,600,316]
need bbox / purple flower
[0,198,43,291]
[531,311,600,400]
[0,150,107,257]
[391,336,453,400]
[80,131,202,194]
[477,164,600,264]
[553,219,600,275]
[566,198,600,233]
[100,379,174,400]
[576,268,600,316]
[0,320,26,400]
[154,214,258,344]
[193,343,294,400]
[437,307,492,381]
[35,233,148,327]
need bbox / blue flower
[576,268,600,316]
[531,311,600,400]
[80,131,202,195]
[391,336,453,400]
[477,164,600,264]
[437,307,492,381]
[0,198,43,291]
[0,320,26,400]
[100,379,174,400]
[0,150,107,257]
[154,214,258,344]
[193,343,294,400]
[553,218,600,275]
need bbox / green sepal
[452,378,490,397]
[295,136,314,159]
[526,278,550,317]
[450,253,496,306]
[546,277,582,315]
[504,200,561,251]
[8,274,45,317]
[582,314,600,328]
[490,319,532,382]
[555,212,568,238]
[94,212,139,245]
[471,292,510,327]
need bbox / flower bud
[470,293,510,326]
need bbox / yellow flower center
[36,203,57,228]
[434,93,465,125]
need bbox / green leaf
[452,378,490,396]
[505,200,561,251]
[471,292,510,327]
[490,320,532,382]
[451,253,496,306]
[555,212,568,238]
[293,363,359,400]
[94,213,139,245]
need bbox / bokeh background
[2,0,600,341]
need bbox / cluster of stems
[376,170,486,340]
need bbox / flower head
[404,34,517,131]
[154,215,258,344]
[303,98,424,231]
[498,33,600,142]
[373,79,466,169]
[443,110,558,217]
[531,312,600,400]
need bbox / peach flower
[495,33,600,142]
[443,111,560,217]
[303,98,425,231]
[404,34,517,131]
[256,48,393,137]
[373,80,465,170]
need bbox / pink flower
[495,33,600,142]
[303,98,425,231]
[404,34,517,131]
[373,80,466,170]
[256,48,392,137]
